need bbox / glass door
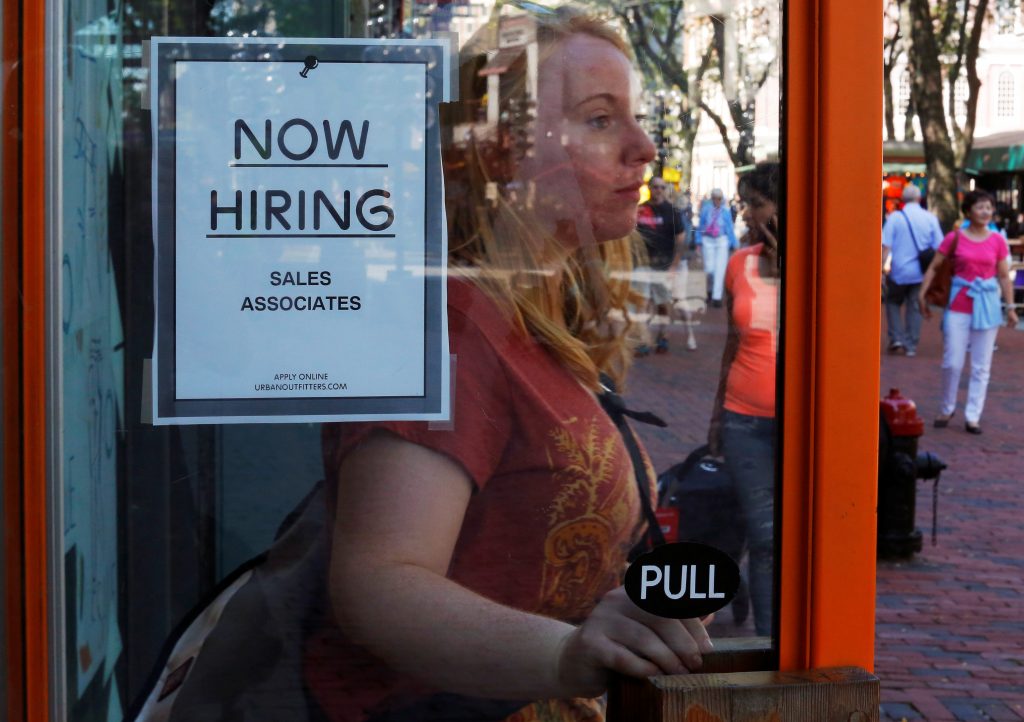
[50,1,787,719]
[56,5,353,719]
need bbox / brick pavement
[875,312,1023,722]
[624,303,1024,720]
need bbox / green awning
[882,162,926,174]
[964,131,1024,173]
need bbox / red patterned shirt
[306,279,649,722]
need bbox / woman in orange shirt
[707,162,780,637]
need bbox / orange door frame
[5,0,881,718]
[5,0,49,720]
[2,0,26,717]
[779,0,882,671]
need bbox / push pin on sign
[300,55,319,78]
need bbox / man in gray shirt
[881,185,943,356]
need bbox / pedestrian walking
[881,184,942,357]
[918,190,1019,434]
[634,178,687,354]
[696,188,738,307]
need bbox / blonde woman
[305,11,712,722]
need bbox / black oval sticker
[624,542,741,619]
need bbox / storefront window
[53,1,783,719]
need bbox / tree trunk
[698,100,742,167]
[677,128,698,189]
[711,17,760,168]
[952,0,989,167]
[882,1,902,141]
[733,100,756,167]
[617,3,708,187]
[883,69,896,141]
[900,1,917,142]
[903,76,918,142]
[907,0,958,230]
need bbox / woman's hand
[555,586,713,698]
[998,258,1017,329]
[918,249,945,321]
[918,291,932,320]
[755,213,779,252]
[330,434,711,702]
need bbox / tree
[883,0,906,141]
[595,0,777,182]
[697,7,778,169]
[601,0,710,186]
[904,0,989,230]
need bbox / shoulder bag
[924,230,959,308]
[899,210,935,274]
[597,374,668,558]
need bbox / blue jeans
[885,280,922,351]
[721,409,776,636]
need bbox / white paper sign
[151,38,450,423]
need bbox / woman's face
[525,33,656,244]
[967,199,994,226]
[741,189,778,245]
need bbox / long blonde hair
[442,9,638,391]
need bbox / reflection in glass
[706,162,781,638]
[58,3,349,719]
[609,1,783,647]
[309,11,687,720]
[53,0,784,719]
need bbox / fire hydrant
[877,388,946,559]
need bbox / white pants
[703,234,730,301]
[941,311,999,424]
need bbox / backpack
[657,445,745,563]
[132,483,532,721]
[657,445,749,624]
[132,481,330,722]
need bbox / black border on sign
[153,39,446,422]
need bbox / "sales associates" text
[241,295,361,311]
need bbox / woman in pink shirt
[918,190,1018,434]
